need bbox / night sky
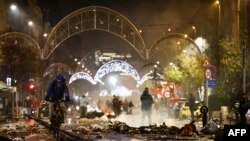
[36,0,204,28]
[36,0,212,48]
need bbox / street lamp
[150,61,163,87]
[10,4,17,11]
[0,3,18,29]
[28,20,34,27]
[192,26,196,39]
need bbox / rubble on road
[0,116,218,140]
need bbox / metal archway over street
[43,6,146,59]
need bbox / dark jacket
[189,93,196,111]
[45,80,69,102]
[140,90,154,111]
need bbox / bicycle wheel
[51,111,61,140]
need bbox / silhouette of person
[188,93,196,121]
[140,87,154,125]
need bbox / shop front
[0,81,15,121]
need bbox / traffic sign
[205,68,212,80]
[207,78,216,88]
[205,65,217,80]
[209,65,217,77]
[203,58,210,68]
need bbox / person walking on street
[127,101,134,114]
[79,94,88,118]
[189,93,196,121]
[140,87,154,125]
[23,96,32,118]
[112,95,122,116]
[44,74,70,124]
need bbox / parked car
[179,101,201,120]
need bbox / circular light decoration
[69,72,96,85]
[94,60,141,84]
[69,60,142,85]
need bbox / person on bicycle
[44,74,70,123]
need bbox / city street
[0,106,219,141]
[0,0,249,141]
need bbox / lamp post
[152,64,158,86]
[149,61,165,96]
[215,0,221,27]
[151,61,163,86]
[192,26,196,39]
[215,0,221,36]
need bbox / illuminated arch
[69,72,96,85]
[43,6,146,59]
[139,72,164,85]
[94,60,140,84]
[148,33,201,58]
[75,47,126,72]
[0,32,41,57]
[139,72,152,85]
[70,60,142,85]
[43,63,74,77]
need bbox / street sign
[209,65,217,77]
[203,58,210,68]
[205,65,217,80]
[205,68,212,80]
[207,78,216,88]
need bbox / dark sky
[35,0,213,58]
[36,0,205,28]
[36,0,214,48]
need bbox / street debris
[0,114,219,141]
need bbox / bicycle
[50,100,65,140]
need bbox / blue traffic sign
[207,78,216,88]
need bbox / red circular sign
[205,68,212,80]
[205,65,217,80]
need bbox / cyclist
[44,74,70,124]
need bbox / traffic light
[27,83,36,94]
[29,84,35,90]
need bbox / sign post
[203,58,210,107]
[203,58,217,107]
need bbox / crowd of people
[109,95,135,116]
[15,73,249,129]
